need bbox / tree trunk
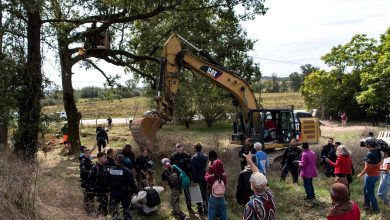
[58,41,81,154]
[205,119,213,127]
[14,8,42,159]
[184,120,190,128]
[0,114,8,150]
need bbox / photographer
[357,138,382,213]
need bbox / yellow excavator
[130,33,320,151]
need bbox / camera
[360,137,389,152]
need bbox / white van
[56,111,67,120]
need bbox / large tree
[44,0,266,153]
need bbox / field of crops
[259,92,306,109]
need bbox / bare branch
[83,59,114,86]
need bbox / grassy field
[31,121,389,220]
[42,92,307,120]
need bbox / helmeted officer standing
[108,154,138,220]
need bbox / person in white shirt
[131,180,164,216]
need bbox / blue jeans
[208,196,227,220]
[303,178,315,199]
[377,171,390,205]
[363,175,380,211]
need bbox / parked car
[56,111,67,120]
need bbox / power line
[252,56,306,66]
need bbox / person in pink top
[327,183,360,220]
[299,142,318,200]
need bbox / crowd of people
[76,126,389,220]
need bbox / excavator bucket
[130,116,165,151]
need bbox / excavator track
[130,116,165,151]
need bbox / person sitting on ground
[299,143,318,200]
[236,155,258,206]
[243,152,276,220]
[239,138,257,170]
[377,148,390,205]
[105,148,116,167]
[326,145,353,188]
[161,158,187,220]
[204,151,227,220]
[254,142,269,175]
[131,180,164,216]
[190,143,209,216]
[327,183,360,220]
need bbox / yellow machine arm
[131,33,260,150]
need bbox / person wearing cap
[243,152,275,220]
[107,154,138,220]
[299,143,318,200]
[327,183,360,220]
[377,148,390,205]
[190,143,209,215]
[131,180,164,216]
[204,156,227,220]
[236,155,258,206]
[161,158,187,220]
[254,142,269,175]
[357,138,381,213]
[325,145,353,188]
[280,138,301,183]
[170,143,194,214]
[239,138,257,170]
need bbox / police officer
[88,152,109,216]
[108,154,138,220]
[80,148,94,214]
[280,139,302,183]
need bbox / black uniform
[170,151,193,213]
[135,155,152,184]
[79,156,94,213]
[238,144,257,170]
[88,163,109,216]
[107,165,138,220]
[96,130,109,152]
[280,146,302,183]
[321,143,336,177]
[106,156,116,167]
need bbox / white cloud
[244,0,390,77]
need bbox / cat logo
[200,66,222,78]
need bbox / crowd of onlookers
[75,124,390,220]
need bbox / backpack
[212,177,225,198]
[247,196,266,220]
[146,187,161,208]
[173,165,190,189]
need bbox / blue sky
[45,0,390,88]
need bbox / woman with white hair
[326,145,353,188]
[254,142,269,175]
[243,152,276,220]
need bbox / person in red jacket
[327,183,360,220]
[326,145,353,187]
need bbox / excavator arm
[131,33,261,151]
